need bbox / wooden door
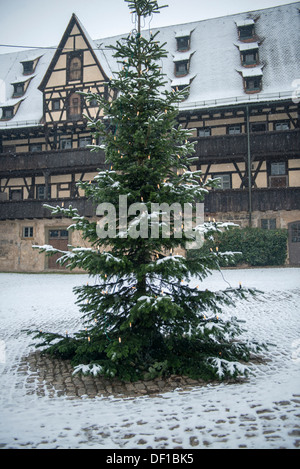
[48,229,69,270]
[288,221,300,265]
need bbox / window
[68,53,82,81]
[244,76,262,92]
[49,230,59,238]
[23,226,34,238]
[13,83,24,97]
[261,219,276,230]
[269,162,287,188]
[1,107,14,120]
[29,143,42,152]
[275,122,290,131]
[242,50,258,66]
[60,229,69,238]
[22,61,34,75]
[89,97,98,107]
[176,36,190,51]
[52,99,60,111]
[68,92,82,119]
[3,145,16,155]
[171,84,189,96]
[251,123,266,132]
[175,60,189,77]
[198,128,211,137]
[60,138,72,150]
[228,125,241,135]
[238,25,254,40]
[214,174,231,190]
[9,189,22,201]
[271,162,286,176]
[79,137,92,148]
[36,185,51,200]
[49,229,68,239]
[291,223,300,243]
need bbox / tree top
[125,0,167,17]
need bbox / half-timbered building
[0,3,299,271]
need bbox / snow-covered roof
[171,75,195,87]
[237,42,259,51]
[0,2,299,128]
[172,50,195,62]
[241,67,264,78]
[19,53,43,63]
[235,19,255,27]
[174,29,194,38]
[10,75,35,85]
[0,97,25,107]
[0,48,55,127]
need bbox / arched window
[68,92,81,120]
[69,54,82,81]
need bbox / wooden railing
[192,129,300,162]
[0,147,107,177]
[0,188,299,220]
[204,187,300,213]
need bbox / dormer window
[175,29,193,52]
[242,48,259,66]
[22,61,34,75]
[176,36,190,52]
[175,60,189,77]
[1,107,14,120]
[240,66,263,94]
[239,25,254,40]
[244,76,262,92]
[236,19,255,41]
[13,82,25,97]
[172,84,188,92]
[171,75,193,99]
[20,56,41,75]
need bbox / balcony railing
[1,129,299,175]
[0,147,107,177]
[192,129,300,162]
[0,197,95,220]
[204,187,300,213]
[0,187,299,220]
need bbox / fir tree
[29,0,265,382]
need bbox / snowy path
[0,268,299,449]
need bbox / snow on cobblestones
[0,268,299,449]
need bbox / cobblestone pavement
[21,351,212,399]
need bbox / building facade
[0,3,299,271]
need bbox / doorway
[47,229,69,270]
[288,221,300,265]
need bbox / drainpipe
[246,105,252,227]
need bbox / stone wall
[1,209,299,271]
[0,218,87,272]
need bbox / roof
[0,48,55,128]
[0,2,299,129]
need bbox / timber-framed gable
[38,13,112,150]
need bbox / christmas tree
[29,0,265,382]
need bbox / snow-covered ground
[0,268,299,449]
